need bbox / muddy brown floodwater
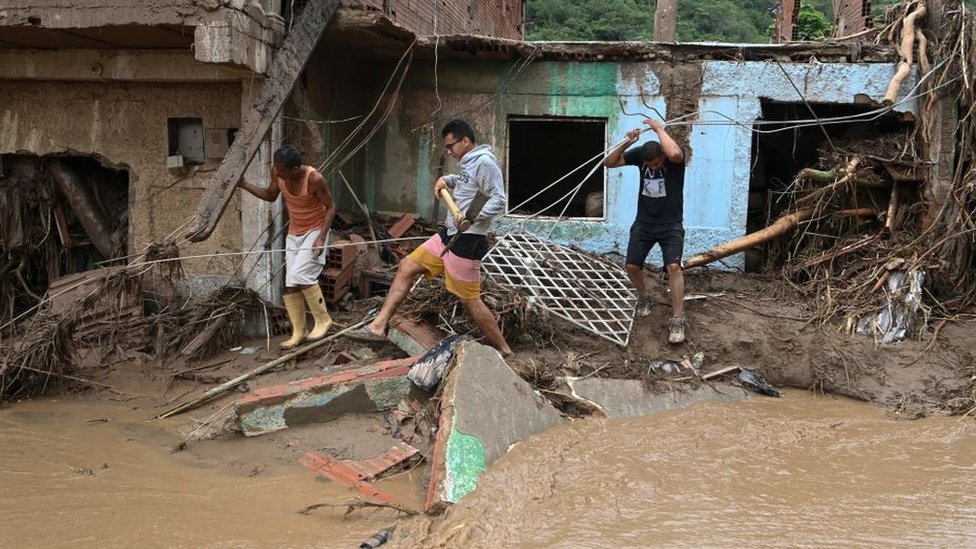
[2,391,974,548]
[393,390,976,549]
[0,398,420,549]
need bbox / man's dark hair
[441,119,477,144]
[640,141,663,162]
[273,144,303,168]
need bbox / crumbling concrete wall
[353,0,523,39]
[0,0,282,74]
[361,58,918,268]
[0,80,245,281]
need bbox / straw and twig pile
[760,0,975,327]
[400,277,555,344]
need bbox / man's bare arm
[237,172,281,202]
[645,118,684,163]
[309,172,335,255]
[603,127,642,168]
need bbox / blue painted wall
[380,60,918,269]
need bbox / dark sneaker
[636,295,652,317]
[668,315,686,344]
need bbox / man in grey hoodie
[348,119,512,356]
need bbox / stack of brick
[320,238,356,304]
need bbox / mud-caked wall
[0,80,244,280]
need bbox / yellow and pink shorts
[406,230,489,300]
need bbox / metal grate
[483,233,636,346]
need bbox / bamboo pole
[156,318,370,419]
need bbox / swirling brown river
[391,390,976,549]
[2,390,974,548]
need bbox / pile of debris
[0,155,129,333]
[686,0,976,340]
[0,248,272,402]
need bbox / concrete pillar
[240,89,284,304]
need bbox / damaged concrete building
[0,1,929,321]
[0,0,525,324]
[295,11,918,273]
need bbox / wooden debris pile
[687,0,976,331]
[0,240,270,402]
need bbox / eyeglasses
[444,140,461,151]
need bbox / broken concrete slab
[564,377,749,418]
[236,357,417,436]
[388,315,446,356]
[425,342,565,513]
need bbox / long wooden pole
[683,208,879,269]
[156,318,369,419]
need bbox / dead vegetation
[400,277,556,345]
[0,244,270,402]
[687,0,976,336]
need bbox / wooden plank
[185,0,342,242]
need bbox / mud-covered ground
[20,270,974,438]
[509,270,976,417]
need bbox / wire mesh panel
[483,233,636,346]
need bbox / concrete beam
[564,378,749,417]
[0,49,248,82]
[194,8,278,74]
[0,1,281,34]
[425,342,565,513]
[236,356,418,436]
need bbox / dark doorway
[0,154,129,328]
[507,117,606,218]
[747,101,910,270]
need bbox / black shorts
[436,229,490,261]
[626,222,684,267]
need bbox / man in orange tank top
[237,145,336,350]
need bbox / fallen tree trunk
[796,157,863,207]
[46,158,116,259]
[683,208,879,269]
[883,2,927,104]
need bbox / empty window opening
[747,101,912,272]
[167,117,205,165]
[507,117,606,218]
[0,154,129,330]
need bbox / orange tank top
[279,166,326,236]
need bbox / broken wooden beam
[684,209,813,269]
[156,317,370,419]
[185,0,342,242]
[46,158,116,258]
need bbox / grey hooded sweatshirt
[442,144,507,236]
